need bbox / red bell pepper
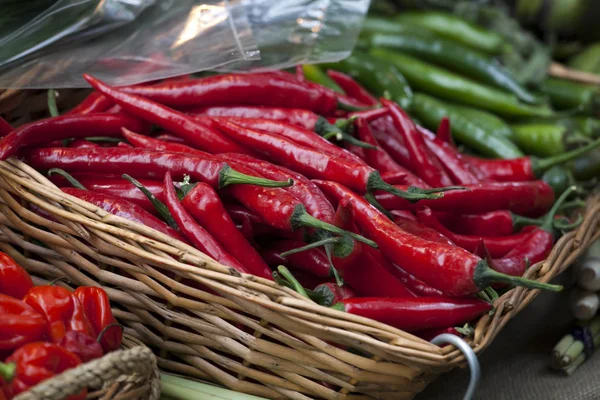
[0,294,47,351]
[73,287,122,353]
[0,253,33,299]
[58,331,104,363]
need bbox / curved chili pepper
[189,106,319,130]
[211,119,448,201]
[370,116,412,169]
[73,287,122,353]
[155,133,188,144]
[326,70,378,106]
[0,118,13,137]
[181,182,271,279]
[0,342,85,400]
[374,181,555,217]
[355,117,427,187]
[416,207,535,258]
[58,330,104,363]
[262,240,330,278]
[332,297,491,332]
[436,211,525,237]
[67,92,112,115]
[120,73,338,115]
[0,253,33,299]
[83,75,251,155]
[68,140,101,149]
[393,214,455,246]
[315,179,562,296]
[541,78,600,115]
[423,131,480,185]
[23,286,95,344]
[206,117,365,165]
[0,113,145,161]
[163,172,249,273]
[61,188,185,242]
[382,262,443,297]
[0,294,46,350]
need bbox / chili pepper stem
[365,192,394,220]
[511,213,545,230]
[330,303,345,311]
[123,174,179,231]
[555,215,584,230]
[0,362,16,381]
[218,165,293,189]
[367,172,466,202]
[277,265,311,299]
[315,117,377,149]
[48,169,87,190]
[290,204,377,248]
[541,186,578,232]
[473,260,563,291]
[279,237,353,258]
[534,137,600,175]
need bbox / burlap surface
[420,271,600,400]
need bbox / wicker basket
[13,332,160,400]
[0,153,598,399]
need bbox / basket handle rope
[13,346,158,400]
[431,334,481,400]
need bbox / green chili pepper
[302,65,343,93]
[320,51,413,109]
[394,11,505,55]
[452,106,514,141]
[367,33,537,104]
[410,93,524,159]
[520,116,600,138]
[370,48,553,118]
[540,78,600,115]
[510,123,590,157]
[570,149,600,181]
[361,17,435,37]
[568,42,600,73]
[541,166,574,196]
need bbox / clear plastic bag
[0,0,370,89]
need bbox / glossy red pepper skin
[213,120,376,192]
[23,286,95,344]
[381,100,453,187]
[83,75,250,155]
[492,229,554,277]
[189,106,319,130]
[315,180,486,296]
[61,188,185,242]
[435,211,516,237]
[68,140,101,149]
[164,173,249,273]
[0,294,47,350]
[382,263,444,297]
[121,73,338,115]
[73,287,122,353]
[336,297,491,332]
[181,182,271,279]
[207,116,365,165]
[355,117,426,187]
[370,119,413,172]
[67,93,112,115]
[424,135,479,185]
[0,253,33,299]
[58,331,104,363]
[393,215,455,247]
[416,207,533,258]
[262,240,331,278]
[375,181,555,217]
[463,155,533,182]
[0,113,145,161]
[327,70,378,106]
[1,342,85,400]
[155,133,188,144]
[0,118,13,137]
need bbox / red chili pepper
[381,99,453,187]
[314,180,561,296]
[349,107,389,122]
[206,116,365,165]
[83,75,251,155]
[181,182,271,279]
[354,117,427,186]
[416,326,460,342]
[0,253,33,299]
[121,73,338,115]
[61,188,185,242]
[370,118,413,171]
[391,209,416,221]
[163,172,249,273]
[58,331,104,363]
[0,118,13,137]
[379,171,411,185]
[423,133,479,185]
[332,297,491,332]
[326,70,378,106]
[0,294,46,351]
[212,119,444,202]
[23,286,95,343]
[0,342,85,400]
[262,240,331,278]
[382,263,444,297]
[416,207,535,258]
[374,181,555,217]
[155,133,188,144]
[68,140,101,149]
[435,117,452,146]
[73,287,122,353]
[0,113,145,161]
[189,106,319,130]
[67,92,113,115]
[435,211,519,237]
[393,214,455,246]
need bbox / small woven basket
[13,333,160,400]
[0,152,598,399]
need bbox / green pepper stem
[330,302,346,311]
[122,174,179,231]
[277,265,311,299]
[474,260,562,292]
[96,323,124,343]
[337,100,374,112]
[511,212,545,230]
[48,169,87,190]
[291,205,377,248]
[47,89,59,117]
[554,214,584,230]
[540,186,578,232]
[309,285,336,306]
[365,192,394,220]
[367,171,466,202]
[219,165,293,189]
[315,117,377,149]
[533,137,600,176]
[0,362,16,382]
[279,237,344,257]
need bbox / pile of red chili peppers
[0,252,121,399]
[0,68,590,356]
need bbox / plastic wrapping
[0,0,370,89]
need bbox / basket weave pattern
[0,157,598,399]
